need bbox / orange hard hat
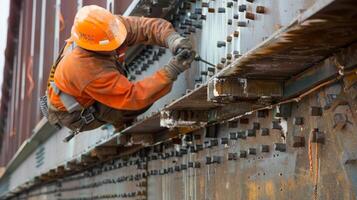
[70,5,127,51]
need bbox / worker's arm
[118,16,175,47]
[84,69,173,110]
[118,16,192,54]
[84,49,195,110]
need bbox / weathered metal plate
[218,0,357,79]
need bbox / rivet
[218,7,226,13]
[208,8,215,13]
[202,2,209,7]
[227,2,233,8]
[246,129,256,137]
[181,164,188,170]
[212,156,221,164]
[256,6,265,14]
[189,14,198,20]
[238,5,247,12]
[310,128,325,144]
[229,132,238,140]
[226,36,233,42]
[217,41,226,47]
[233,31,239,37]
[274,143,286,152]
[194,144,203,152]
[237,131,247,139]
[240,150,247,158]
[174,165,181,172]
[245,12,255,20]
[261,145,270,153]
[233,50,240,58]
[237,21,247,27]
[195,8,202,14]
[221,58,227,64]
[216,63,224,70]
[292,136,305,147]
[209,139,219,147]
[228,153,238,160]
[194,23,202,29]
[248,148,257,155]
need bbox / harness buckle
[80,107,95,124]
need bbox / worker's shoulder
[58,47,116,77]
[66,47,115,67]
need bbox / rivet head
[256,6,265,14]
[310,128,325,144]
[274,143,287,152]
[240,150,247,158]
[292,136,305,147]
[261,145,270,153]
[248,148,257,155]
[228,153,238,160]
[245,12,255,20]
[261,128,269,136]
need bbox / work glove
[163,49,195,81]
[167,32,193,55]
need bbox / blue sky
[0,0,10,99]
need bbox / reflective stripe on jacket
[48,15,176,111]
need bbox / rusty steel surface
[218,0,357,79]
[6,80,357,200]
[1,0,357,199]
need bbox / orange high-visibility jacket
[48,16,176,111]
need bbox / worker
[44,5,195,140]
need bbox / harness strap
[49,81,83,113]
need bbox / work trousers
[48,102,151,132]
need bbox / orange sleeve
[118,15,176,47]
[84,69,173,110]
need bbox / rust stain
[247,181,259,200]
[264,181,277,200]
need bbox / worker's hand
[163,49,195,81]
[167,32,193,55]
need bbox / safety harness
[40,42,96,142]
[40,42,128,142]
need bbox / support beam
[208,78,283,102]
